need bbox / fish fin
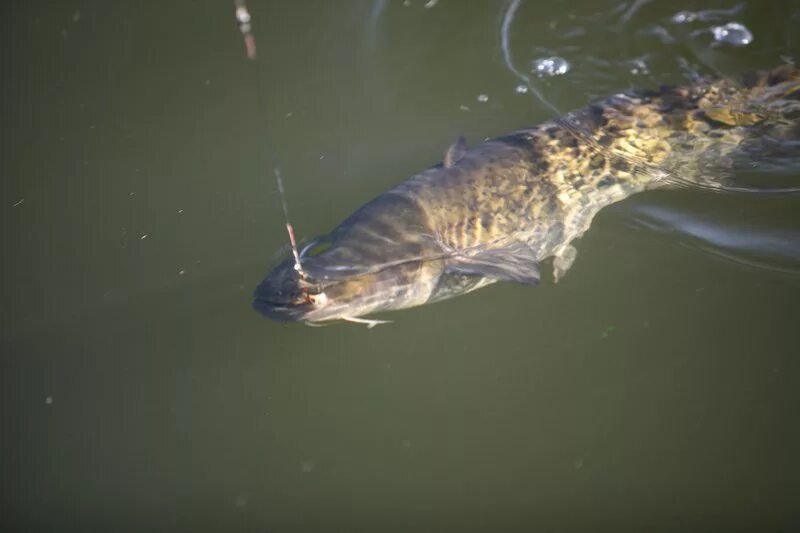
[552,244,577,283]
[341,316,392,328]
[443,136,467,168]
[446,242,540,286]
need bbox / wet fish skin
[254,65,800,325]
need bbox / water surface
[2,0,800,531]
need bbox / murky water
[2,0,800,531]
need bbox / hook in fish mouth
[252,256,319,321]
[253,248,405,326]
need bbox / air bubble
[515,84,529,94]
[629,59,649,75]
[532,57,569,77]
[710,22,753,46]
[477,94,489,103]
[671,11,697,24]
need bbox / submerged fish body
[255,65,800,325]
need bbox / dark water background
[2,1,800,531]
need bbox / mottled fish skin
[254,65,800,325]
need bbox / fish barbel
[254,65,800,326]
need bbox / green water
[2,1,800,531]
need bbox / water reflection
[631,203,800,274]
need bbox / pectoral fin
[552,244,577,283]
[443,136,467,168]
[445,242,540,286]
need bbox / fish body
[254,66,800,325]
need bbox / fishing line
[274,167,305,274]
[618,0,653,25]
[500,0,561,118]
[365,0,389,50]
[234,0,305,277]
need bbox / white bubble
[477,94,489,103]
[629,59,649,75]
[710,22,753,46]
[515,84,529,94]
[671,10,697,24]
[671,5,745,25]
[532,57,570,77]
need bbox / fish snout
[253,260,314,322]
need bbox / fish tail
[703,64,800,129]
[657,65,800,192]
[747,64,800,126]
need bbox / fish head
[253,242,437,325]
[254,193,447,325]
[252,257,317,322]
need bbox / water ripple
[630,204,800,275]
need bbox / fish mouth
[251,295,311,322]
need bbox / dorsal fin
[443,136,467,168]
